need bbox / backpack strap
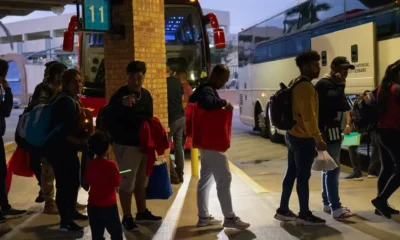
[290,77,313,89]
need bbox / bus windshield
[80,5,207,92]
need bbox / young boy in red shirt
[86,131,123,239]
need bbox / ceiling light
[51,5,65,16]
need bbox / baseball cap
[331,57,355,70]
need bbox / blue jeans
[279,133,315,216]
[322,141,342,210]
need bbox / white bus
[238,0,399,143]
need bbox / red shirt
[85,158,121,207]
[379,84,400,130]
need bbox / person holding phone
[108,61,161,232]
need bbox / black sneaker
[345,171,363,181]
[296,213,326,226]
[35,190,45,203]
[3,208,27,217]
[0,214,5,223]
[60,221,83,232]
[372,198,392,219]
[274,209,297,221]
[136,209,162,223]
[122,216,139,231]
[72,211,88,221]
[373,202,399,217]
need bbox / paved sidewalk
[1,157,400,239]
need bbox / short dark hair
[88,130,111,156]
[45,61,61,68]
[0,59,9,78]
[211,64,230,76]
[295,50,320,68]
[48,63,67,79]
[126,61,146,75]
[44,61,61,77]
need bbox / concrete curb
[5,142,17,153]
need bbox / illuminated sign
[83,0,111,32]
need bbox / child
[85,131,123,240]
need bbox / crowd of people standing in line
[1,50,398,236]
[0,57,251,239]
[274,50,400,225]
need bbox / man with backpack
[0,59,26,222]
[315,56,355,219]
[25,62,67,208]
[274,50,327,225]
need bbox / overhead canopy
[0,0,71,19]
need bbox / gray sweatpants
[197,149,235,219]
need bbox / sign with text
[83,0,111,32]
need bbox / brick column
[104,0,170,166]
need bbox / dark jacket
[108,85,153,147]
[0,86,13,136]
[188,82,227,110]
[26,81,57,112]
[315,74,351,129]
[167,76,184,123]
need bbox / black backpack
[96,105,112,132]
[269,78,309,130]
[350,88,379,134]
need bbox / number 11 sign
[83,0,111,32]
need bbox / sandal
[323,206,350,214]
[332,207,356,220]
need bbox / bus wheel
[258,111,269,139]
[266,106,283,143]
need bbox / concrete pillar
[104,0,170,166]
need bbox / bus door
[311,22,377,94]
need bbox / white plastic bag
[312,151,338,171]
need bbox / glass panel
[285,33,311,57]
[238,28,253,67]
[347,0,395,10]
[310,0,345,24]
[6,61,22,94]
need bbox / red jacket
[139,117,169,176]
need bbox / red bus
[63,0,226,150]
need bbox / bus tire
[257,110,269,139]
[266,105,283,143]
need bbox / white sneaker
[197,215,222,227]
[223,216,250,230]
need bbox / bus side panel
[238,65,254,126]
[251,57,298,111]
[336,23,376,93]
[311,34,337,85]
[312,23,376,93]
[377,37,400,83]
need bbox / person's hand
[343,125,351,135]
[225,101,234,111]
[316,140,327,151]
[122,95,136,107]
[0,78,10,89]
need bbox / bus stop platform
[1,157,400,240]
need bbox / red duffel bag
[6,147,34,192]
[185,103,197,138]
[191,105,233,152]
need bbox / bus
[62,0,226,117]
[238,0,399,144]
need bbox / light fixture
[51,5,65,16]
